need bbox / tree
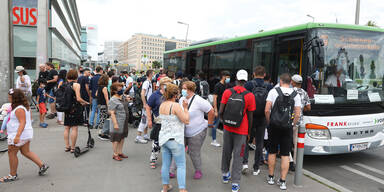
[152,61,162,69]
[366,20,378,27]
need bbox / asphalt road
[0,115,333,192]
[304,148,384,192]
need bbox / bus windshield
[310,28,384,105]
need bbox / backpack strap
[275,87,283,97]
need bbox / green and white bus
[164,23,384,155]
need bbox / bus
[163,23,384,155]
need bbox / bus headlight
[306,123,331,140]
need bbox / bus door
[252,38,274,79]
[202,50,211,78]
[186,51,197,79]
[276,35,305,79]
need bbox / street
[304,148,384,192]
[0,113,333,192]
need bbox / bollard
[294,125,306,186]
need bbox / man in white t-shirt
[264,73,301,190]
[135,69,154,144]
[125,72,135,97]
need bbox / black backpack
[270,87,297,129]
[199,81,210,100]
[55,82,74,112]
[223,88,249,127]
[251,80,269,116]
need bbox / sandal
[39,164,49,176]
[160,184,173,192]
[65,147,71,152]
[113,155,122,161]
[70,148,75,153]
[0,174,18,183]
[118,153,128,158]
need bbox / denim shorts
[48,89,55,103]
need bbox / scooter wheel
[74,147,81,158]
[89,138,95,148]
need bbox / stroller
[0,103,12,152]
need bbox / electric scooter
[74,118,95,158]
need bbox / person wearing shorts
[36,79,53,128]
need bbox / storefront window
[13,26,36,57]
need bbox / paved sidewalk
[0,113,334,192]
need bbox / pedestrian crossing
[340,163,384,185]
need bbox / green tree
[152,61,162,69]
[366,20,378,27]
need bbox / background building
[80,26,87,61]
[86,24,99,62]
[12,0,83,80]
[103,40,123,65]
[121,33,189,70]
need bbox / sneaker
[222,172,231,184]
[43,123,48,127]
[210,140,221,147]
[267,175,275,185]
[289,162,296,172]
[143,134,150,141]
[46,113,55,119]
[231,183,240,192]
[277,179,287,190]
[39,123,47,128]
[248,143,256,150]
[150,160,156,169]
[39,164,49,176]
[253,169,260,176]
[194,170,202,179]
[169,172,176,178]
[241,164,249,175]
[135,136,148,144]
[98,134,110,141]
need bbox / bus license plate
[349,142,369,152]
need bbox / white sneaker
[253,169,260,176]
[143,134,150,141]
[242,164,249,174]
[135,136,148,144]
[248,143,256,150]
[267,176,275,185]
[277,179,287,190]
[210,140,221,147]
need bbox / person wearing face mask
[109,83,130,161]
[212,71,231,147]
[179,81,215,180]
[146,77,172,169]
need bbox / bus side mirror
[312,39,325,68]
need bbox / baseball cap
[236,69,248,81]
[292,74,303,83]
[15,66,24,73]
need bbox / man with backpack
[242,66,273,175]
[89,66,103,129]
[220,69,255,192]
[264,73,301,190]
[193,71,210,100]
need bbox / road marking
[340,165,384,185]
[355,163,384,176]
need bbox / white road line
[355,163,384,176]
[340,165,384,185]
[302,169,353,192]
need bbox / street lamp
[307,14,315,22]
[177,21,189,42]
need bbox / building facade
[80,26,87,61]
[12,0,83,80]
[103,40,122,65]
[121,33,189,70]
[86,24,99,62]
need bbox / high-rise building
[104,41,123,65]
[12,0,83,79]
[121,33,189,70]
[86,24,99,62]
[80,26,87,61]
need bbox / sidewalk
[0,111,334,192]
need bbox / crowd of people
[1,63,312,192]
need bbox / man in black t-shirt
[211,70,231,147]
[45,62,58,119]
[78,68,91,124]
[37,64,48,81]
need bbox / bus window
[277,38,303,75]
[253,39,273,74]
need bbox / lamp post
[355,0,360,25]
[307,14,315,22]
[177,21,189,42]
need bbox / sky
[77,0,384,46]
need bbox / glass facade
[13,26,37,57]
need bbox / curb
[303,169,353,192]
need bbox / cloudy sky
[77,0,383,44]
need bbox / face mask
[117,90,124,95]
[181,89,188,97]
[225,78,230,84]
